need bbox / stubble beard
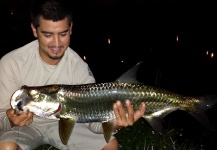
[47,46,65,60]
[47,52,64,60]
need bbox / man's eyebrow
[41,31,52,34]
[59,29,69,33]
[41,29,69,34]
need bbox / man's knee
[0,142,21,150]
[102,138,119,150]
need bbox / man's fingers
[21,110,33,126]
[134,102,146,121]
[125,100,134,125]
[113,100,146,129]
[18,110,30,120]
[20,118,33,126]
[7,109,33,126]
[113,101,120,119]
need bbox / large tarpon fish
[10,62,217,145]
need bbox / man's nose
[53,35,60,47]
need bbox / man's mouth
[51,47,61,54]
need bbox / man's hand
[6,108,33,127]
[113,99,146,130]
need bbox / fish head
[10,87,61,120]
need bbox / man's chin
[49,54,64,60]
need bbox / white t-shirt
[0,40,97,125]
[0,40,95,108]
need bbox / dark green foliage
[115,118,176,150]
[115,118,201,150]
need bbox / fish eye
[29,89,40,100]
[30,89,38,96]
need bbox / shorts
[0,125,42,150]
[0,114,109,150]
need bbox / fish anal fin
[144,115,165,135]
[102,121,114,143]
[59,118,76,145]
[143,107,178,135]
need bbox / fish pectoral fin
[102,121,114,143]
[59,118,76,145]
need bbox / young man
[0,0,146,149]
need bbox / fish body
[10,62,217,145]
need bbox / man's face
[31,17,72,65]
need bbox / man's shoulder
[67,47,80,57]
[66,47,85,62]
[12,40,38,54]
[2,40,38,59]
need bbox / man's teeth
[52,48,59,50]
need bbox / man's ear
[31,23,38,38]
[69,22,73,35]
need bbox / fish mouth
[17,101,23,111]
[54,103,62,114]
[11,90,23,108]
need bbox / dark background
[2,0,217,149]
[1,0,217,96]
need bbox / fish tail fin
[189,110,212,130]
[189,94,217,130]
[59,118,76,145]
[143,107,180,135]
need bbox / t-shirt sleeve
[0,109,13,130]
[79,65,95,84]
[0,56,20,109]
[72,59,96,85]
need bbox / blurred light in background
[108,38,111,44]
[211,52,214,58]
[206,50,214,58]
[11,9,14,15]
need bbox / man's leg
[0,125,43,150]
[0,142,22,150]
[102,138,118,150]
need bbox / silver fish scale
[56,82,198,123]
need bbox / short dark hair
[30,0,73,28]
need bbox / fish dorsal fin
[59,118,76,145]
[102,121,114,143]
[115,61,143,83]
